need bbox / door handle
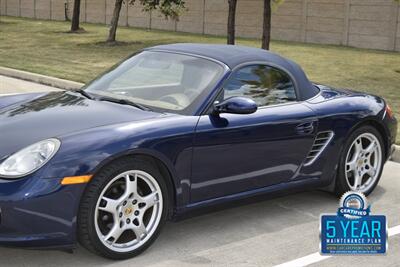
[296,121,315,134]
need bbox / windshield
[84,51,225,114]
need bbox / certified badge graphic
[338,192,370,219]
[320,191,387,255]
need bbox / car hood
[0,91,164,158]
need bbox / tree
[261,0,271,50]
[107,0,124,43]
[261,0,284,50]
[70,0,83,32]
[227,0,238,45]
[107,0,186,44]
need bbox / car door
[190,64,317,203]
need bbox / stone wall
[1,0,399,51]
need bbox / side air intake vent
[304,131,334,166]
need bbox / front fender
[41,115,198,209]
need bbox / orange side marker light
[61,175,93,185]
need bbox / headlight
[0,138,61,178]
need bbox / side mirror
[213,97,257,115]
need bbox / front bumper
[0,174,86,248]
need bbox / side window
[223,65,297,107]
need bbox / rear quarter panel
[301,87,388,187]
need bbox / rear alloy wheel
[336,126,384,196]
[78,158,169,259]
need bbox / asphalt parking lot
[0,76,399,267]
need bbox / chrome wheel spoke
[364,141,377,155]
[99,197,119,214]
[123,174,138,199]
[140,191,159,210]
[354,139,363,156]
[104,224,124,244]
[132,221,147,241]
[353,171,362,189]
[346,159,357,173]
[364,157,371,167]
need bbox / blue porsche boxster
[0,44,397,259]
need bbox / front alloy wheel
[78,158,169,259]
[95,170,163,253]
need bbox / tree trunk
[261,0,272,50]
[227,0,237,45]
[70,0,81,32]
[107,0,124,43]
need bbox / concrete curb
[0,67,84,90]
[391,145,400,163]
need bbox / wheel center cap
[124,206,133,216]
[357,159,363,167]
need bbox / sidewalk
[0,74,58,94]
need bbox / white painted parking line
[273,253,331,267]
[0,93,22,96]
[273,224,400,267]
[388,225,400,236]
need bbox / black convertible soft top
[147,43,319,100]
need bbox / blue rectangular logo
[320,215,386,254]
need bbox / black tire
[335,125,385,196]
[78,157,169,260]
